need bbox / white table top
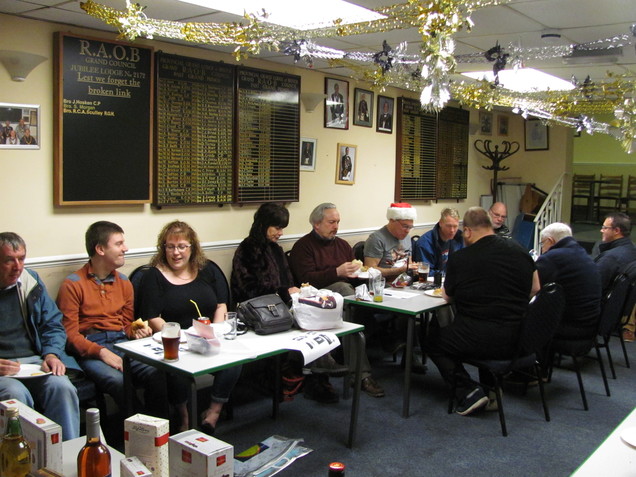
[344,287,448,315]
[571,407,636,476]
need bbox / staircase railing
[532,172,566,251]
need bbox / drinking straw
[190,299,202,317]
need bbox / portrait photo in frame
[0,102,40,149]
[376,96,394,133]
[300,137,317,171]
[325,78,349,129]
[353,88,373,127]
[497,115,509,136]
[525,118,549,151]
[336,143,356,185]
[479,110,493,135]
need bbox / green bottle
[0,407,32,477]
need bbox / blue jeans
[0,355,80,441]
[169,365,242,406]
[79,331,169,418]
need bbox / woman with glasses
[136,220,241,434]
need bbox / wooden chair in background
[571,174,595,222]
[621,175,636,214]
[596,174,623,219]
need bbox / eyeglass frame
[163,243,192,252]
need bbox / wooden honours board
[54,33,153,205]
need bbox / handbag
[237,294,293,335]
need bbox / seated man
[413,207,463,276]
[0,232,80,440]
[488,202,512,238]
[536,223,601,340]
[427,207,539,415]
[289,202,384,398]
[57,221,169,419]
[594,212,636,294]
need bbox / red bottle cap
[329,462,345,471]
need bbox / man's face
[489,204,507,229]
[600,218,619,243]
[314,209,341,240]
[439,215,459,241]
[97,232,128,269]
[388,219,413,241]
[0,245,25,288]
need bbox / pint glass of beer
[161,322,181,362]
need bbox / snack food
[131,318,148,332]
[352,259,363,268]
[432,288,443,297]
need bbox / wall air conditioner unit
[562,47,622,65]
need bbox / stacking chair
[448,282,565,436]
[622,175,636,213]
[571,174,595,221]
[595,175,623,220]
[352,241,365,261]
[596,273,631,379]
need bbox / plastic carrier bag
[291,285,344,331]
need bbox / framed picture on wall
[525,118,549,151]
[336,143,356,185]
[377,95,394,133]
[353,88,373,127]
[324,78,349,129]
[479,110,493,135]
[0,102,40,149]
[300,137,317,171]
[497,115,509,136]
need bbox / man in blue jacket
[414,207,463,275]
[0,232,80,440]
[595,212,636,294]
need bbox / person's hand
[288,286,300,295]
[408,261,419,273]
[0,359,20,376]
[42,354,66,376]
[132,326,153,340]
[98,348,123,372]
[336,261,359,278]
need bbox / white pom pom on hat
[386,202,417,221]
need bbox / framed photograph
[376,96,394,133]
[497,115,509,136]
[300,137,317,171]
[0,102,40,149]
[353,88,373,127]
[336,143,356,185]
[525,118,549,151]
[479,110,493,135]
[324,78,349,129]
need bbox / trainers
[455,387,488,416]
[304,375,339,404]
[623,329,635,343]
[360,376,385,398]
[308,353,349,377]
[485,391,499,412]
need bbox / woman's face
[266,226,284,243]
[164,234,192,272]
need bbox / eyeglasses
[600,225,615,230]
[491,213,507,220]
[164,244,191,252]
[397,221,414,231]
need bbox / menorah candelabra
[474,139,520,202]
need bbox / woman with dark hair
[137,220,241,434]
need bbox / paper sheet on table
[382,289,419,299]
[284,331,341,365]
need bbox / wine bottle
[328,461,345,476]
[0,407,32,477]
[77,408,111,477]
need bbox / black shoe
[307,353,349,377]
[198,421,215,436]
[304,375,339,404]
[455,387,488,416]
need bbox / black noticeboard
[54,32,153,205]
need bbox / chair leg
[493,379,507,437]
[593,345,611,397]
[571,356,589,411]
[535,363,550,422]
[603,337,617,379]
[619,333,631,368]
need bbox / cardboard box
[124,414,169,477]
[120,456,153,477]
[169,430,233,477]
[0,399,63,474]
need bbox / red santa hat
[386,202,417,221]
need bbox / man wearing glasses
[57,221,169,421]
[413,207,463,276]
[488,202,512,239]
[594,212,636,294]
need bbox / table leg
[347,330,364,448]
[403,314,414,418]
[189,379,198,430]
[272,354,281,419]
[122,356,134,417]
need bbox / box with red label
[0,399,63,474]
[169,430,233,477]
[124,414,169,477]
[120,456,153,477]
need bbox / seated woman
[137,220,241,433]
[231,203,345,403]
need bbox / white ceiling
[2,0,636,87]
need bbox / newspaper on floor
[285,330,340,365]
[234,435,312,477]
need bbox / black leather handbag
[236,294,293,335]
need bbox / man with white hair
[536,222,601,340]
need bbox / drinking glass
[418,262,430,282]
[224,312,238,340]
[161,322,181,362]
[372,277,386,302]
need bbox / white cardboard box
[120,456,152,477]
[169,430,233,477]
[124,414,169,477]
[0,399,63,474]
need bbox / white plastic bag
[291,286,344,330]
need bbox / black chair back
[598,273,631,338]
[520,282,565,356]
[352,241,365,261]
[129,264,153,316]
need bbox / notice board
[54,32,153,205]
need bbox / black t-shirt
[444,234,535,324]
[137,262,228,329]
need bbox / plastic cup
[224,312,238,340]
[161,322,181,362]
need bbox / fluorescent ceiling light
[461,68,575,92]
[178,0,386,30]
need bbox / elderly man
[290,203,384,398]
[0,232,80,440]
[537,223,601,339]
[488,202,512,238]
[427,207,539,415]
[413,207,463,275]
[594,212,636,294]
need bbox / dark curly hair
[248,203,290,245]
